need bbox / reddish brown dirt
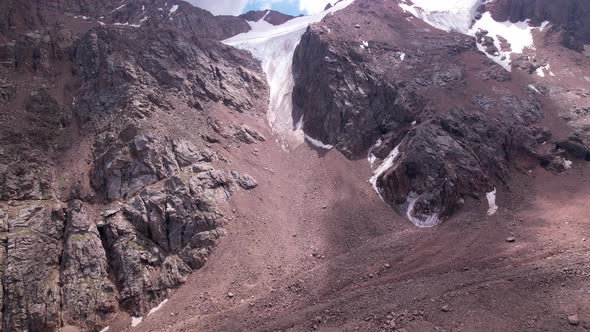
[108,8,590,332]
[114,101,590,332]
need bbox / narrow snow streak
[147,299,168,316]
[486,189,498,216]
[131,316,143,327]
[369,145,400,196]
[304,135,334,150]
[223,1,355,150]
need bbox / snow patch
[399,1,539,71]
[99,327,109,332]
[131,316,143,327]
[369,145,400,195]
[400,0,483,33]
[223,0,355,150]
[539,21,550,31]
[147,299,168,316]
[405,192,439,227]
[110,4,127,14]
[169,5,179,14]
[367,138,383,167]
[304,135,334,150]
[528,84,540,94]
[486,189,498,216]
[470,12,535,71]
[536,64,554,77]
[114,21,141,28]
[563,158,573,169]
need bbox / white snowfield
[399,0,549,71]
[223,0,355,150]
[399,0,483,34]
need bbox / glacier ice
[223,1,355,150]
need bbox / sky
[188,0,336,16]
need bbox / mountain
[240,9,297,26]
[1,0,589,331]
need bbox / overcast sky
[187,0,336,16]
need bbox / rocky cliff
[0,0,267,330]
[292,0,570,225]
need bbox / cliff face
[292,0,556,225]
[0,0,251,40]
[488,0,590,50]
[0,0,267,330]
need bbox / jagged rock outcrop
[293,0,544,224]
[0,0,250,41]
[73,26,266,128]
[0,0,268,329]
[2,204,64,331]
[0,89,69,201]
[488,0,590,51]
[61,200,118,330]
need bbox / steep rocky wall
[0,0,250,41]
[0,3,268,329]
[292,0,545,224]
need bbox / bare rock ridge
[0,0,267,330]
[240,9,297,26]
[292,0,586,224]
[0,0,250,41]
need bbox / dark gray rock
[3,205,64,331]
[233,172,258,190]
[292,0,542,223]
[61,200,118,331]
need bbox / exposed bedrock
[0,5,267,328]
[292,0,544,224]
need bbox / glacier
[223,1,355,150]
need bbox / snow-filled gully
[223,1,354,150]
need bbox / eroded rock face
[0,0,250,41]
[3,205,64,331]
[73,27,266,128]
[61,200,118,330]
[488,0,590,51]
[293,0,544,224]
[0,0,268,329]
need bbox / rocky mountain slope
[0,0,589,331]
[0,0,267,330]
